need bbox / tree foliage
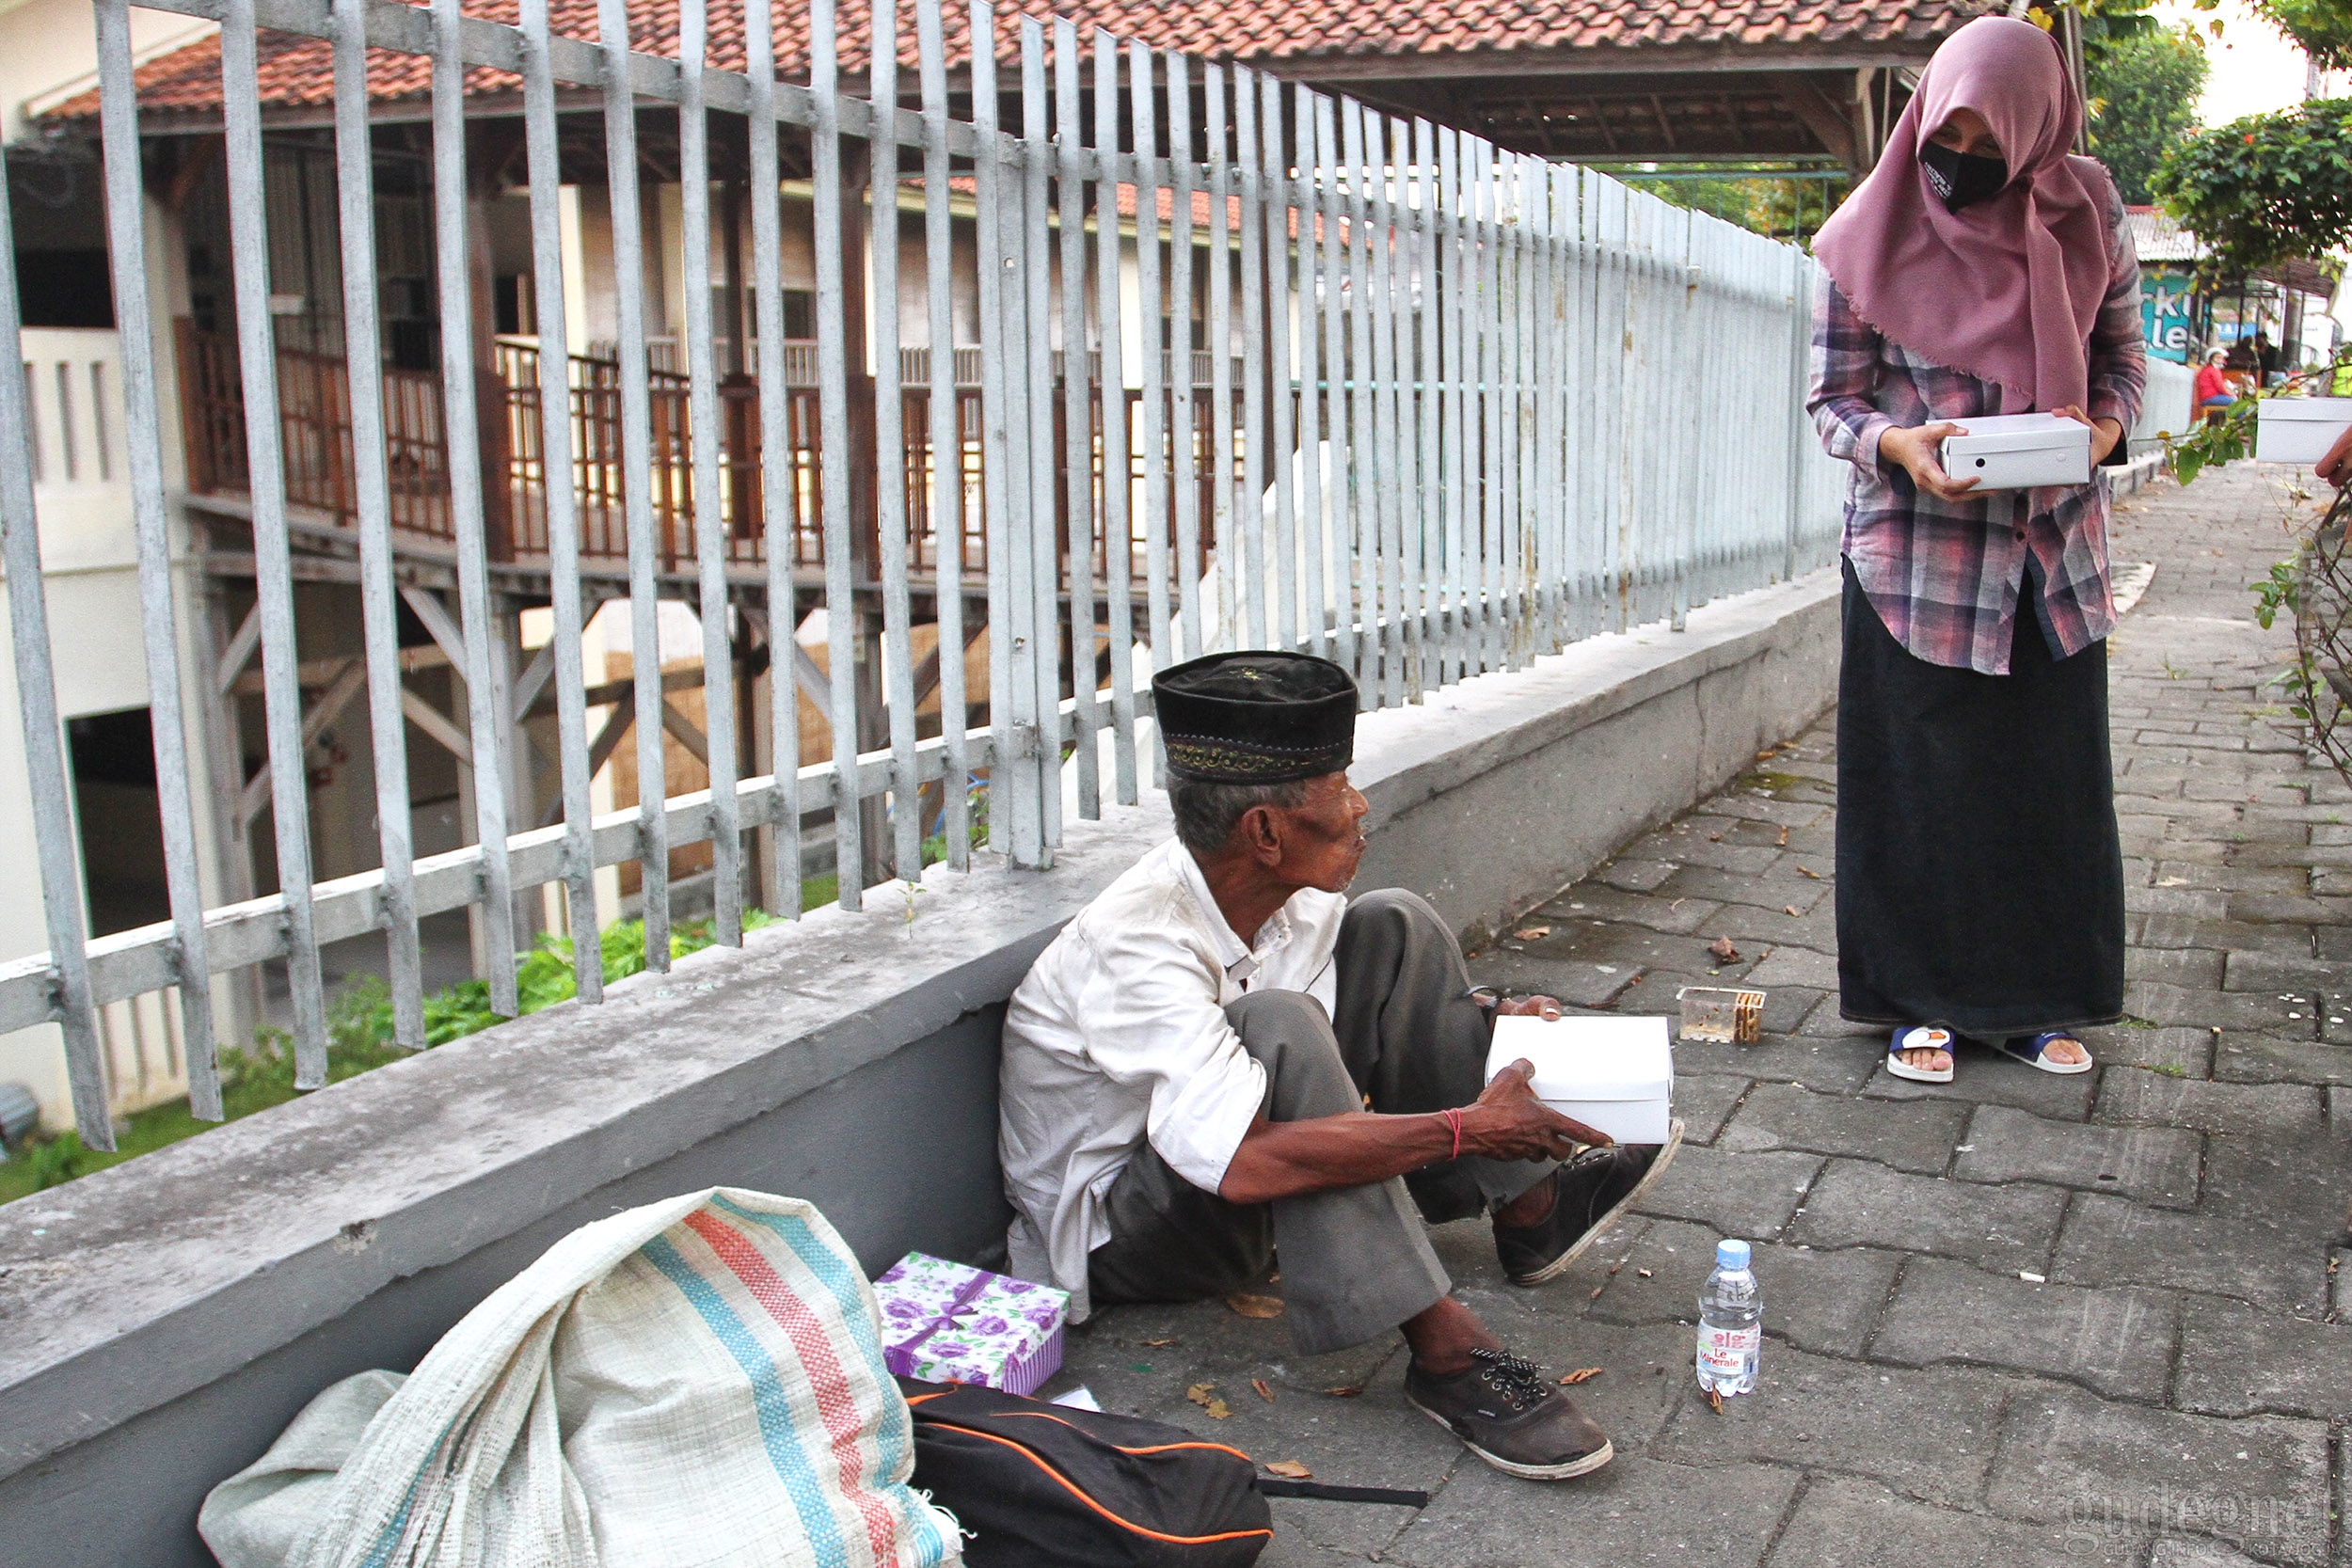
[2085,22,2211,204]
[2153,97,2352,282]
[2251,0,2352,71]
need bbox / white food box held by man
[997,651,1685,1481]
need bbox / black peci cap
[1151,651,1359,784]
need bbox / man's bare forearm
[1217,1110,1456,1206]
[1215,1064,1603,1207]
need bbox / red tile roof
[49,0,1986,122]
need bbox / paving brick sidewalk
[1057,462,2352,1568]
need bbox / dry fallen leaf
[1708,936,1740,962]
[1227,1292,1286,1320]
[1708,832,1724,843]
[1754,749,1777,762]
[1589,1285,1605,1301]
[1186,1384,1217,1407]
[1252,1379,1277,1403]
[1784,905,1801,917]
[1204,1399,1232,1418]
[1263,1460,1313,1480]
[1322,1385,1364,1398]
[1514,925,1550,941]
[1706,1387,1725,1416]
[1797,866,1821,880]
[1776,827,1789,847]
[1558,1368,1603,1386]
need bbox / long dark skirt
[1835,559,2125,1037]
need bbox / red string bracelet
[1439,1108,1464,1162]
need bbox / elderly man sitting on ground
[998,651,1682,1481]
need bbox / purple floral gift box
[872,1252,1069,1395]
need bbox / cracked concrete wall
[0,570,1838,1568]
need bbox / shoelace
[1470,1347,1552,1411]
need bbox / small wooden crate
[1677,986,1766,1044]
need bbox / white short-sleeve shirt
[998,837,1345,1319]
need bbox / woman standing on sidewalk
[1806,15,2146,1083]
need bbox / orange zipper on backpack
[917,1418,1274,1548]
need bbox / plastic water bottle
[1695,1238,1761,1395]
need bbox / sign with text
[2140,270,2195,363]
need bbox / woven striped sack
[203,1187,961,1568]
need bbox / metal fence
[0,0,1844,1147]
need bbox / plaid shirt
[1807,176,2146,675]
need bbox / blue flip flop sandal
[1886,1025,1955,1084]
[1995,1030,2094,1075]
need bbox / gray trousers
[1087,887,1555,1354]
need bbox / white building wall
[2,0,215,147]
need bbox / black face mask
[1919,139,2010,213]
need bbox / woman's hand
[2319,425,2352,490]
[2052,404,2125,466]
[1877,420,1981,502]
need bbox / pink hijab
[1812,15,2113,414]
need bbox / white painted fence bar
[874,0,924,877]
[920,0,971,868]
[1,0,1848,1139]
[518,0,605,1008]
[598,0,674,970]
[1130,40,1172,767]
[94,0,222,1130]
[332,0,426,1050]
[220,0,330,1086]
[1167,50,1200,667]
[1017,16,1058,855]
[0,150,110,1139]
[682,0,745,947]
[1095,30,1137,809]
[1054,17,1095,821]
[429,0,519,1021]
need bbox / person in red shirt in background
[2194,348,2233,421]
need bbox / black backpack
[901,1380,1268,1565]
[899,1380,1428,1567]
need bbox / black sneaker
[1495,1118,1685,1286]
[1404,1348,1614,1480]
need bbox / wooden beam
[1778,79,1856,167]
[215,603,262,697]
[521,658,710,717]
[540,691,636,828]
[659,699,709,766]
[398,585,470,673]
[237,658,367,827]
[509,641,556,723]
[401,687,474,768]
[231,641,453,695]
[1267,41,1947,86]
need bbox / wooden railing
[179,320,460,543]
[176,321,1221,586]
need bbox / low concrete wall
[0,569,1838,1566]
[1351,574,1839,946]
